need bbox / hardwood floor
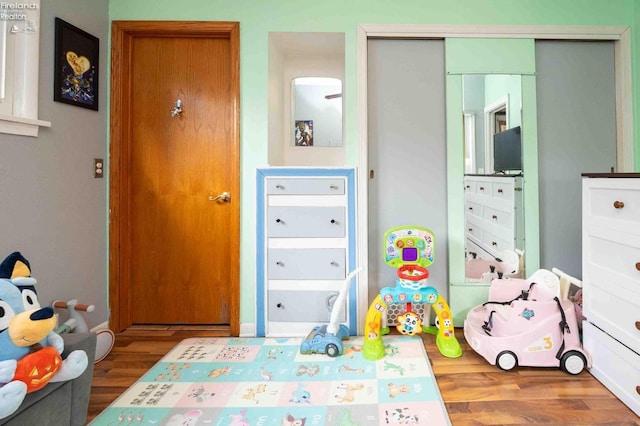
[87,327,639,425]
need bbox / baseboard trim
[239,322,255,337]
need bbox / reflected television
[493,126,522,172]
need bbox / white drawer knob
[613,200,625,209]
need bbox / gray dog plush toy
[0,252,88,420]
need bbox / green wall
[109,0,638,328]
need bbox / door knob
[209,192,231,202]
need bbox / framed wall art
[294,120,314,146]
[54,17,99,110]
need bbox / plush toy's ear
[0,252,31,279]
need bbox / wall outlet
[94,158,104,178]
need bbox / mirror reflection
[462,74,526,282]
[291,77,343,147]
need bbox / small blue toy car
[299,324,350,357]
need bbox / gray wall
[536,40,617,279]
[367,39,448,304]
[0,0,109,328]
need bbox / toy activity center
[363,226,462,360]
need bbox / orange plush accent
[13,346,62,392]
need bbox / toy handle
[52,300,95,312]
[551,267,583,301]
[327,267,364,335]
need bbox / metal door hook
[170,99,183,117]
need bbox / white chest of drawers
[582,174,640,417]
[256,168,357,337]
[464,175,524,259]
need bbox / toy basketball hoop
[397,264,429,290]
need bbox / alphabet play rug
[90,335,451,425]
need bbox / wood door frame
[109,21,240,334]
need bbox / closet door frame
[355,24,633,331]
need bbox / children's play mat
[90,335,451,425]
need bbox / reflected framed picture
[294,120,313,146]
[54,18,99,110]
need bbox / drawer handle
[275,184,284,190]
[330,219,337,224]
[479,186,485,191]
[465,185,470,189]
[329,184,338,190]
[468,228,473,232]
[497,188,503,193]
[331,261,339,266]
[613,200,625,209]
[276,218,283,224]
[492,215,498,220]
[492,241,498,246]
[468,207,473,211]
[276,302,284,309]
[276,261,284,266]
[636,321,640,331]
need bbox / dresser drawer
[465,200,482,218]
[583,277,640,355]
[268,290,346,322]
[584,179,640,232]
[475,180,491,196]
[482,229,513,254]
[491,180,515,202]
[464,179,477,193]
[267,178,345,195]
[267,206,345,237]
[585,229,640,296]
[483,205,514,231]
[465,220,483,243]
[267,248,345,280]
[583,322,640,417]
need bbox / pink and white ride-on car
[464,268,591,375]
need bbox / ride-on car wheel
[326,343,339,357]
[496,350,518,371]
[560,350,586,375]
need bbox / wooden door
[109,22,240,334]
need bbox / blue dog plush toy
[0,252,88,420]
